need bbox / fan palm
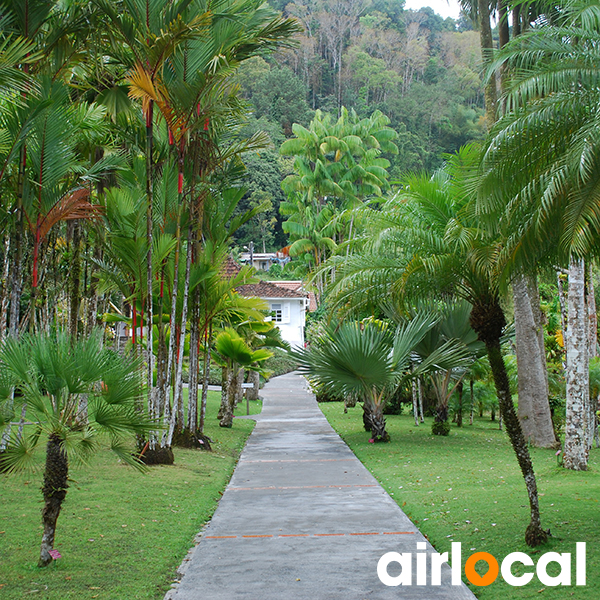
[0,330,152,567]
[294,314,470,442]
[213,327,272,428]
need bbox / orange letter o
[465,552,499,586]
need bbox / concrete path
[169,372,476,599]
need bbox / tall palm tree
[327,145,549,546]
[479,0,600,470]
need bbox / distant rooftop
[223,256,306,299]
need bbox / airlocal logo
[378,542,586,587]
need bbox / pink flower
[368,439,375,443]
[48,549,62,560]
[555,450,562,456]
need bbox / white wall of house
[267,297,307,349]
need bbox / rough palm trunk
[564,257,590,470]
[557,270,568,336]
[362,402,372,432]
[86,241,102,336]
[246,369,260,402]
[586,264,597,451]
[587,262,597,358]
[218,365,230,421]
[220,365,237,428]
[234,366,244,407]
[39,434,68,567]
[513,274,557,447]
[369,403,389,442]
[470,299,547,547]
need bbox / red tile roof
[222,256,306,299]
[223,256,242,278]
[238,280,306,299]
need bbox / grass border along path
[0,391,258,600]
[319,402,599,600]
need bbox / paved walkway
[169,372,476,599]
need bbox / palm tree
[327,145,549,546]
[213,327,272,428]
[294,315,469,442]
[403,301,485,433]
[479,0,600,470]
[0,330,151,567]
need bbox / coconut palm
[0,330,152,567]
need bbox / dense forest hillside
[233,0,485,251]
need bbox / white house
[224,257,308,348]
[238,279,308,349]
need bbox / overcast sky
[403,0,462,20]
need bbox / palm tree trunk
[412,377,419,426]
[220,364,237,428]
[247,369,260,402]
[39,434,68,567]
[370,404,389,442]
[470,299,547,547]
[418,377,424,423]
[10,147,26,338]
[362,402,373,432]
[187,299,199,433]
[69,221,81,339]
[557,270,567,336]
[456,380,463,427]
[0,233,10,344]
[145,100,156,433]
[564,256,590,470]
[477,0,497,129]
[86,240,102,336]
[234,366,244,407]
[168,225,193,446]
[161,207,183,447]
[469,378,474,425]
[199,324,212,434]
[513,274,557,447]
[218,365,230,421]
[587,261,597,359]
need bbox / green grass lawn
[0,391,260,600]
[319,402,599,599]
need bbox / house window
[271,303,282,322]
